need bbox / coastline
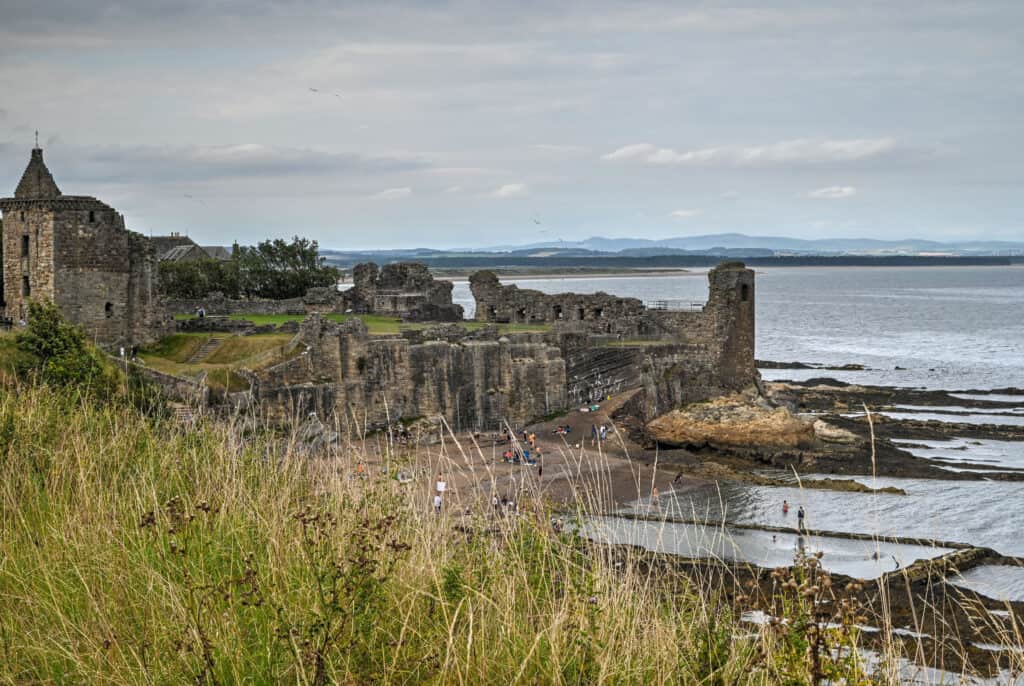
[427,267,697,280]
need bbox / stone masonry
[346,262,464,321]
[248,262,757,433]
[0,147,171,345]
[250,315,564,432]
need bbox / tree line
[157,236,340,300]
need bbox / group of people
[491,493,519,516]
[499,428,544,474]
[118,345,139,361]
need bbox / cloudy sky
[1,1,1021,249]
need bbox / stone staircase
[187,337,223,364]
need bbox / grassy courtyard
[147,315,550,389]
[139,332,299,391]
[173,312,549,336]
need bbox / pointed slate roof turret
[14,148,62,199]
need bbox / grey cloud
[29,143,428,184]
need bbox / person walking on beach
[590,424,597,446]
[797,505,805,531]
[651,486,660,507]
[782,499,789,515]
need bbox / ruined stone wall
[164,292,309,316]
[125,232,174,344]
[470,263,757,402]
[251,315,565,432]
[248,263,757,431]
[470,271,645,329]
[348,262,463,321]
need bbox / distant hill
[485,233,1024,255]
[321,233,1024,267]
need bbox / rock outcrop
[648,391,816,450]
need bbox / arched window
[105,302,114,318]
[740,284,749,302]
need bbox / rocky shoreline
[627,372,1024,482]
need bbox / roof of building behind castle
[14,148,62,199]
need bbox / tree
[158,259,240,299]
[156,236,337,300]
[235,236,339,299]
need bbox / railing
[644,299,704,311]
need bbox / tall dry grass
[0,384,1015,684]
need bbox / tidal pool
[577,515,952,580]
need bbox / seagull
[309,87,345,99]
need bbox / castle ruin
[248,262,756,431]
[0,147,170,345]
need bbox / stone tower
[0,147,170,346]
[703,261,756,390]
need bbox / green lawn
[174,313,548,336]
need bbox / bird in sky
[310,87,345,98]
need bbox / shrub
[14,299,119,395]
